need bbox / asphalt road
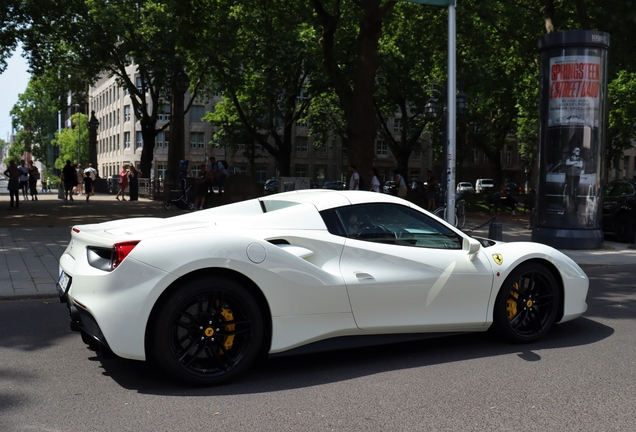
[0,265,634,431]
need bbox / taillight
[111,241,140,269]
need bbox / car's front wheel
[493,262,560,343]
[150,276,263,386]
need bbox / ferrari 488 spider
[57,190,588,385]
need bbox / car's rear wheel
[150,276,263,386]
[493,263,560,343]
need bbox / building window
[506,145,513,166]
[157,163,167,181]
[394,118,402,134]
[124,105,131,122]
[124,132,131,149]
[136,76,145,92]
[255,166,267,183]
[190,106,205,122]
[136,132,143,149]
[156,131,169,148]
[483,153,489,164]
[296,118,308,128]
[296,136,308,153]
[295,166,307,177]
[117,134,120,151]
[472,149,479,164]
[376,140,388,157]
[190,132,205,149]
[158,105,171,121]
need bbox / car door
[334,203,494,332]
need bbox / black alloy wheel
[151,276,263,386]
[493,263,560,343]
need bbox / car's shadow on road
[96,316,612,395]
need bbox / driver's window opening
[333,204,462,250]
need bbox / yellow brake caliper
[220,307,235,352]
[507,282,519,320]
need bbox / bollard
[489,217,503,241]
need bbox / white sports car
[57,190,589,385]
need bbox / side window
[323,203,462,249]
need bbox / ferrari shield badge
[492,253,503,266]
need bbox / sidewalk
[0,191,634,299]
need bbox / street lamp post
[424,83,468,223]
[88,110,99,173]
[73,104,83,165]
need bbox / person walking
[116,165,129,201]
[75,164,84,196]
[348,165,360,190]
[194,163,210,210]
[28,160,39,201]
[4,160,20,209]
[370,167,380,192]
[394,169,407,198]
[83,163,97,202]
[128,165,140,201]
[61,160,76,203]
[18,160,29,201]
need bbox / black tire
[614,212,634,243]
[492,262,560,343]
[150,276,263,386]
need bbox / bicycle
[433,199,466,229]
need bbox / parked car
[475,178,495,194]
[504,182,519,195]
[322,180,345,190]
[382,180,397,195]
[602,179,636,242]
[56,189,589,386]
[263,179,279,195]
[456,182,475,194]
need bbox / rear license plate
[57,271,71,298]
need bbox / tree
[199,0,319,177]
[311,0,396,183]
[20,0,206,178]
[0,0,24,72]
[52,113,89,170]
[374,3,448,180]
[10,77,59,169]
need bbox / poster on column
[548,55,601,127]
[544,54,601,227]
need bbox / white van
[475,178,494,194]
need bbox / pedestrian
[18,159,29,201]
[83,163,97,202]
[370,167,380,192]
[4,160,20,209]
[208,157,227,195]
[194,163,210,210]
[128,165,140,201]
[116,164,129,201]
[348,165,359,190]
[426,169,438,211]
[28,160,39,201]
[75,164,84,196]
[394,169,407,198]
[61,160,76,203]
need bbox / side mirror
[464,237,481,257]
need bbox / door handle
[355,272,375,281]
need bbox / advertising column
[532,31,610,249]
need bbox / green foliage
[51,113,89,169]
[10,76,59,169]
[4,140,25,166]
